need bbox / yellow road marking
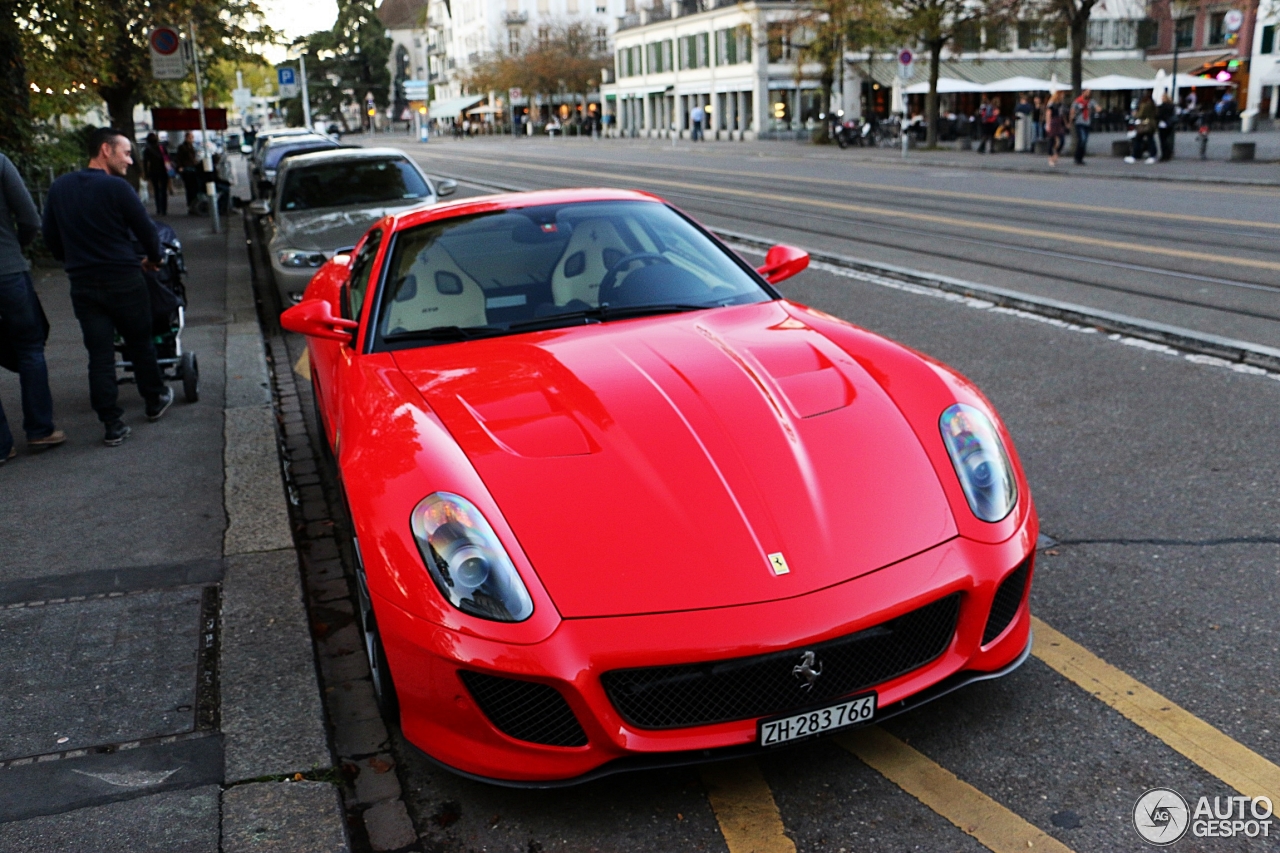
[425,150,1280,232]
[420,153,1280,274]
[838,727,1076,853]
[1032,616,1280,799]
[294,349,311,381]
[700,759,797,853]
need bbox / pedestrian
[41,127,173,447]
[142,133,171,216]
[1126,93,1158,164]
[1156,94,1176,160]
[690,102,705,141]
[976,97,998,153]
[1032,95,1045,146]
[174,131,200,214]
[1045,91,1066,167]
[0,151,65,465]
[1070,88,1096,165]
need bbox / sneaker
[1144,157,1157,164]
[1,447,15,465]
[104,421,131,447]
[28,430,66,449]
[146,387,174,422]
[1124,156,1136,164]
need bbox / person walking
[976,97,998,153]
[0,152,65,464]
[174,131,200,214]
[1032,95,1045,147]
[1070,88,1096,165]
[41,127,173,447]
[142,133,171,216]
[690,102,705,141]
[1045,91,1066,166]
[1156,93,1176,161]
[1126,94,1158,164]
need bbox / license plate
[758,694,877,746]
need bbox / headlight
[939,404,1017,522]
[410,493,534,622]
[278,249,327,268]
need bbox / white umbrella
[904,77,985,95]
[1082,74,1159,91]
[983,76,1069,93]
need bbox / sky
[258,0,339,60]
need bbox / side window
[344,229,383,321]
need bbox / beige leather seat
[383,243,487,332]
[550,219,632,307]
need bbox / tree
[890,0,1014,147]
[14,0,273,146]
[288,0,391,131]
[1048,0,1097,97]
[0,0,31,153]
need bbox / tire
[354,540,400,723]
[312,378,334,463]
[835,131,848,150]
[181,352,199,402]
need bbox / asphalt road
[355,140,1280,852]
[408,137,1280,351]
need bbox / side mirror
[756,244,810,285]
[249,198,271,216]
[280,298,359,342]
[436,178,457,198]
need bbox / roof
[277,147,417,170]
[377,0,427,30]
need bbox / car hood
[274,203,422,252]
[393,301,957,618]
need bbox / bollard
[1230,141,1256,161]
[902,131,909,158]
[1197,128,1209,159]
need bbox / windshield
[264,141,338,170]
[279,159,431,211]
[375,200,772,348]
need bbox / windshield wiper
[503,303,714,334]
[382,325,501,343]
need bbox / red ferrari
[282,188,1037,785]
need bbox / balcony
[504,11,528,24]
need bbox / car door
[314,227,384,458]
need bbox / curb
[715,227,1280,373]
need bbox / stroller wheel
[182,352,200,402]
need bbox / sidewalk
[0,194,347,850]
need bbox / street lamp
[1169,0,1193,110]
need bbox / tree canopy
[466,22,612,123]
[287,0,391,131]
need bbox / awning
[428,95,485,119]
[904,77,985,94]
[982,76,1070,93]
[1082,74,1159,91]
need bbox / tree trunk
[1069,11,1088,99]
[925,40,943,148]
[0,0,30,155]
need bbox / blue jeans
[1073,124,1090,163]
[69,272,167,424]
[0,271,56,456]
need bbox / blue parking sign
[278,67,296,86]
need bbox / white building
[1245,10,1279,126]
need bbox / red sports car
[282,188,1037,785]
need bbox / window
[596,26,609,52]
[767,22,793,61]
[1175,15,1195,47]
[509,28,522,53]
[1263,23,1276,53]
[280,159,431,212]
[344,229,383,323]
[538,25,550,45]
[1088,18,1138,49]
[1208,11,1226,44]
[955,20,982,52]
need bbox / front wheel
[181,352,199,402]
[354,541,400,723]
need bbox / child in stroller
[120,220,199,402]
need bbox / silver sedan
[252,147,456,297]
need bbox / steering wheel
[597,252,671,305]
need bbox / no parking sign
[150,26,186,80]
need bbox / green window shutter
[1263,24,1275,54]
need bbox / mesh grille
[459,671,589,747]
[982,560,1030,645]
[601,594,961,730]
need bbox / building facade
[1245,3,1278,124]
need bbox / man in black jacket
[42,127,173,446]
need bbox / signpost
[150,27,186,79]
[277,67,299,99]
[898,48,913,158]
[189,20,219,234]
[508,88,522,135]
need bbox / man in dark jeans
[42,127,173,447]
[0,152,65,463]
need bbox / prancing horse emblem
[792,651,823,690]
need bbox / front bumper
[376,530,1036,785]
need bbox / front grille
[459,671,589,747]
[982,559,1030,645]
[601,594,961,730]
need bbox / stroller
[117,220,199,402]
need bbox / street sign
[1224,9,1244,31]
[509,87,523,102]
[897,48,914,80]
[277,66,299,99]
[150,27,186,80]
[403,79,429,101]
[232,87,253,109]
[898,49,913,66]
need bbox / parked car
[252,147,455,297]
[281,187,1037,786]
[250,134,341,198]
